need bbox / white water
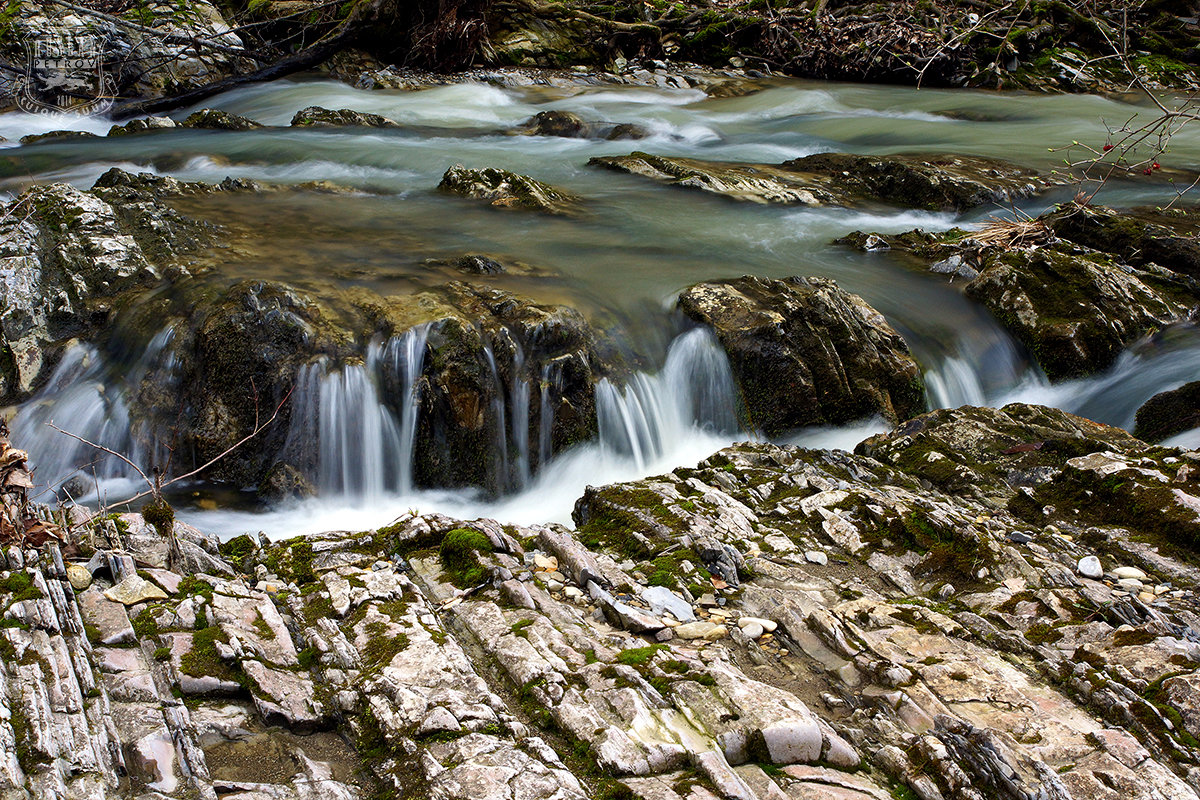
[5,75,1200,537]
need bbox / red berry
[1144,168,1154,175]
[1153,162,1161,170]
[1102,144,1113,151]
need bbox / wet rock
[590,150,1054,210]
[515,110,650,140]
[438,164,582,215]
[1049,204,1200,281]
[679,275,925,435]
[107,116,177,136]
[290,106,400,128]
[18,129,99,145]
[181,109,264,131]
[963,247,1189,380]
[1134,380,1200,443]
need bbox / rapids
[3,75,1199,536]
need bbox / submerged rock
[438,164,582,215]
[590,150,1053,210]
[678,275,925,435]
[290,106,401,128]
[515,110,650,140]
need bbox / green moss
[132,608,160,639]
[252,609,276,641]
[181,626,232,679]
[0,571,43,604]
[511,618,535,638]
[615,645,665,667]
[1113,628,1157,647]
[360,620,409,673]
[141,497,175,539]
[297,646,318,669]
[439,528,493,588]
[219,534,257,573]
[1025,622,1064,644]
[177,577,214,600]
[153,646,171,661]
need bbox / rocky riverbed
[5,399,1200,800]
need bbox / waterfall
[538,361,563,468]
[924,330,1033,410]
[12,327,181,497]
[372,324,432,493]
[596,327,740,468]
[285,324,432,498]
[511,344,532,490]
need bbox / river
[3,74,1198,536]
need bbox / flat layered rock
[590,151,1053,211]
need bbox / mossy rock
[1134,381,1200,443]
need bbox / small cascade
[481,342,511,490]
[296,360,405,498]
[538,361,564,468]
[511,345,532,491]
[11,345,134,492]
[596,327,740,468]
[13,327,182,497]
[924,331,1034,410]
[372,324,432,493]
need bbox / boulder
[678,275,925,435]
[438,165,582,215]
[181,109,263,131]
[963,247,1189,380]
[0,182,175,400]
[290,106,400,128]
[515,110,649,140]
[590,151,1053,210]
[1134,381,1200,443]
[1049,205,1200,280]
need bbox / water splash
[596,327,741,468]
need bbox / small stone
[738,617,778,633]
[742,622,765,639]
[936,583,955,600]
[804,551,828,565]
[1112,566,1148,581]
[703,625,728,641]
[1139,592,1157,603]
[66,564,92,591]
[654,628,675,642]
[546,580,564,593]
[533,554,558,571]
[698,593,718,607]
[563,586,584,600]
[1008,531,1033,544]
[104,575,168,606]
[1077,556,1103,579]
[1117,578,1144,589]
[675,621,723,640]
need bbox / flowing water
[3,75,1200,536]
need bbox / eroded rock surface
[438,165,583,215]
[678,276,925,435]
[589,151,1053,211]
[9,401,1200,800]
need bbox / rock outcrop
[678,276,925,435]
[9,401,1200,800]
[438,165,583,215]
[838,206,1200,380]
[290,106,401,128]
[0,181,208,401]
[590,151,1054,211]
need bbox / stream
[3,74,1199,536]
